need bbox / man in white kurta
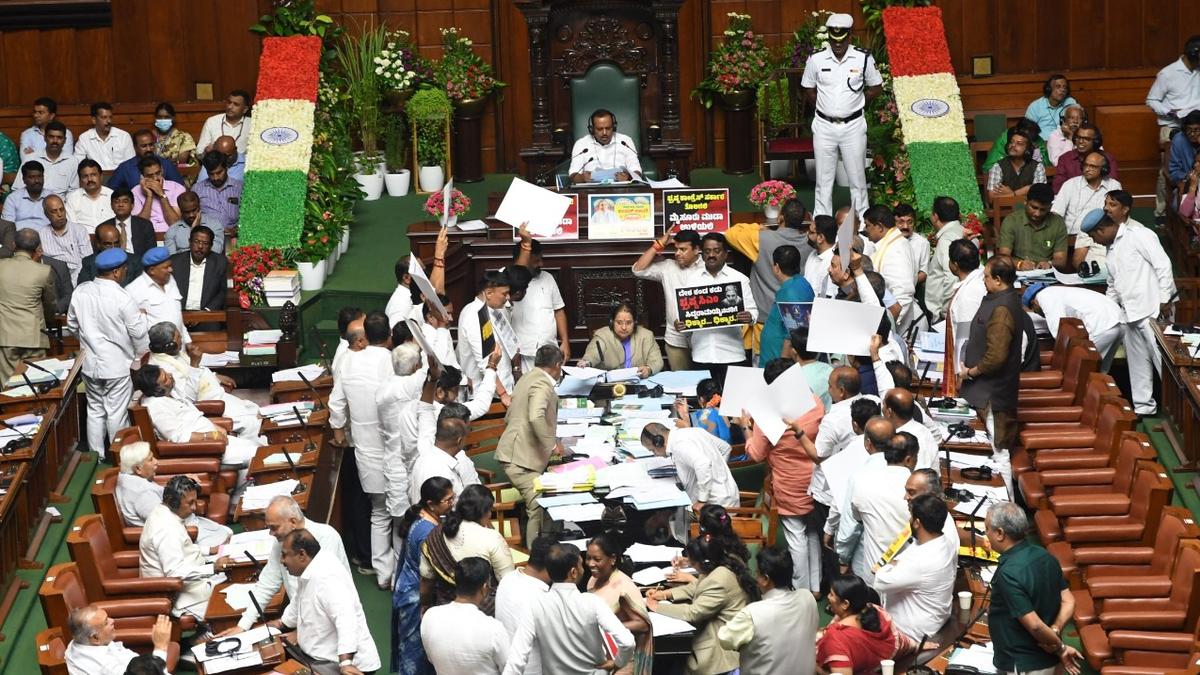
[146,321,261,439]
[64,607,171,675]
[230,495,348,632]
[873,494,957,642]
[376,343,429,520]
[67,248,147,455]
[269,529,380,673]
[328,335,395,583]
[135,364,259,470]
[567,109,643,182]
[863,208,917,334]
[456,272,516,400]
[838,431,914,587]
[1023,283,1123,363]
[642,424,740,509]
[126,246,190,344]
[139,477,231,617]
[407,400,482,506]
[116,441,231,550]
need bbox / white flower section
[892,73,967,144]
[245,99,315,173]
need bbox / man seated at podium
[569,109,643,184]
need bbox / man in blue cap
[1084,213,1176,416]
[1022,281,1122,366]
[67,247,149,455]
[125,246,189,345]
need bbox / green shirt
[982,130,1049,172]
[989,539,1068,672]
[998,209,1068,264]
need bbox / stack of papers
[555,423,592,437]
[545,502,607,522]
[535,465,596,493]
[263,270,300,307]
[218,582,259,611]
[453,219,489,232]
[557,408,605,420]
[272,364,326,383]
[241,480,300,511]
[648,612,695,637]
[626,543,682,563]
[245,329,283,344]
[556,375,598,397]
[947,643,997,673]
[218,529,275,562]
[630,565,696,586]
[927,397,974,420]
[200,351,240,368]
[647,370,711,397]
[262,450,302,467]
[561,365,642,384]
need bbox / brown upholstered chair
[1012,400,1136,476]
[1071,540,1200,628]
[1017,342,1101,407]
[65,514,182,602]
[91,468,228,556]
[1017,373,1124,445]
[128,403,231,460]
[1018,432,1159,511]
[1049,506,1200,590]
[1021,317,1088,389]
[1034,467,1174,547]
[36,627,68,675]
[39,562,175,643]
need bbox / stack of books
[241,329,282,367]
[263,270,300,307]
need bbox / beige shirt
[419,521,515,581]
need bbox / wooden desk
[234,474,314,531]
[1150,322,1200,489]
[0,405,58,565]
[0,357,83,495]
[247,443,318,484]
[202,584,285,635]
[260,409,329,448]
[0,462,29,640]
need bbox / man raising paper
[569,109,642,184]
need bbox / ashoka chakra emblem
[260,126,299,145]
[911,99,950,118]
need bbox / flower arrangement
[407,88,452,168]
[691,13,773,109]
[881,6,984,221]
[301,71,359,263]
[423,188,471,219]
[374,29,426,93]
[748,180,797,208]
[789,10,834,67]
[229,244,287,308]
[435,27,505,101]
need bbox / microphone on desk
[289,405,318,461]
[19,371,53,397]
[243,550,262,582]
[618,141,644,181]
[297,371,325,411]
[0,418,34,453]
[964,494,989,569]
[248,585,268,626]
[539,148,590,186]
[23,360,61,389]
[309,328,330,371]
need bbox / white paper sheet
[716,366,765,418]
[647,177,688,189]
[752,363,817,444]
[545,502,606,522]
[605,367,641,383]
[556,375,598,396]
[647,370,712,396]
[407,256,448,321]
[626,543,683,563]
[495,177,573,236]
[441,179,453,225]
[454,219,489,232]
[837,212,855,269]
[271,363,325,383]
[244,329,282,344]
[555,423,591,437]
[406,318,440,366]
[563,365,606,380]
[649,611,695,637]
[241,480,299,511]
[806,297,886,357]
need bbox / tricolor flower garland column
[238,36,323,248]
[881,7,984,220]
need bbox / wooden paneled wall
[0,0,1187,175]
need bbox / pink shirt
[131,180,185,233]
[744,393,823,516]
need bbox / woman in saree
[391,476,454,675]
[586,531,653,675]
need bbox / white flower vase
[385,170,411,197]
[339,227,350,255]
[354,171,384,201]
[441,215,458,230]
[419,165,445,192]
[763,204,782,222]
[297,260,327,292]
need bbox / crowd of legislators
[13,35,1200,675]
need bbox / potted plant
[692,13,773,174]
[376,29,428,111]
[423,187,470,229]
[382,113,411,197]
[436,27,505,182]
[748,180,798,222]
[407,88,453,192]
[336,25,387,200]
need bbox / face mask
[154,119,173,132]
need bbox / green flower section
[238,170,309,248]
[905,141,984,219]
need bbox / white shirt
[947,268,987,365]
[844,464,911,586]
[38,222,91,285]
[327,345,393,493]
[185,257,206,310]
[126,273,191,344]
[810,394,879,507]
[139,503,214,613]
[1035,286,1122,339]
[421,322,460,369]
[21,125,75,157]
[1052,175,1121,262]
[375,369,432,516]
[1147,57,1200,125]
[281,548,381,672]
[237,519,348,630]
[197,113,250,155]
[12,150,79,196]
[65,641,169,675]
[503,583,634,675]
[870,227,917,325]
[408,441,482,506]
[822,435,869,537]
[925,222,964,318]
[874,535,957,641]
[632,257,704,347]
[385,284,422,329]
[686,265,758,364]
[906,233,931,276]
[568,131,642,176]
[143,394,259,466]
[667,427,740,507]
[801,46,883,117]
[510,272,565,357]
[64,187,115,232]
[898,418,940,471]
[804,246,836,298]
[422,601,510,675]
[67,278,148,379]
[396,380,493,487]
[1105,223,1176,323]
[73,127,135,170]
[456,296,515,392]
[495,569,550,675]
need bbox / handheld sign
[663,188,730,233]
[676,282,747,331]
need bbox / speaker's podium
[515,0,693,185]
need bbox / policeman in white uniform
[568,108,643,183]
[801,14,882,219]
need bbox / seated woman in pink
[816,574,907,674]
